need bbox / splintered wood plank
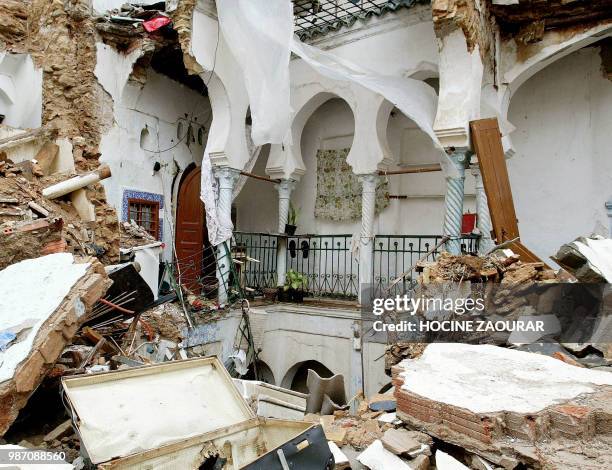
[470,118,544,264]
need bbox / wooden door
[175,167,214,293]
[470,118,543,264]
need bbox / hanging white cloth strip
[201,0,459,247]
[200,150,232,247]
[216,0,293,146]
[290,38,459,177]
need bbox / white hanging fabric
[201,1,459,247]
[290,39,460,177]
[216,0,293,146]
[200,149,232,247]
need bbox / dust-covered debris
[120,220,157,249]
[418,250,560,283]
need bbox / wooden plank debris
[470,118,545,265]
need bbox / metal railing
[233,232,278,293]
[286,234,359,299]
[232,232,479,299]
[373,235,479,296]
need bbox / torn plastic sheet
[200,150,232,247]
[291,39,460,178]
[216,0,293,146]
[200,139,261,247]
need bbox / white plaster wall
[507,46,612,260]
[182,306,389,397]
[234,145,278,232]
[253,306,388,398]
[309,5,438,79]
[0,53,42,129]
[99,67,211,260]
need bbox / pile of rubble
[119,220,157,249]
[417,250,560,283]
[0,137,120,267]
[392,343,612,470]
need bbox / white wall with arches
[97,44,212,260]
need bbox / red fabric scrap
[143,15,172,33]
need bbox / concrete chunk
[436,450,470,470]
[44,419,73,443]
[357,439,412,470]
[381,428,422,455]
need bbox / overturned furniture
[61,357,334,469]
[234,378,308,421]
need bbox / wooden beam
[240,170,281,184]
[378,164,442,176]
[470,118,545,265]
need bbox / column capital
[213,166,240,189]
[358,173,379,192]
[471,165,485,189]
[446,148,472,178]
[275,178,296,198]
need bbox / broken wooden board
[470,118,544,265]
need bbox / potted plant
[262,287,277,302]
[284,203,298,235]
[283,269,307,302]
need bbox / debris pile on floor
[392,343,612,469]
[0,253,111,436]
[0,159,120,268]
[417,250,560,283]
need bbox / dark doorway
[175,166,216,293]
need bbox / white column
[442,151,469,255]
[214,166,240,305]
[472,166,495,254]
[358,174,378,303]
[275,179,296,288]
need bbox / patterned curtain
[315,148,389,221]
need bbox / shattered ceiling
[489,0,612,33]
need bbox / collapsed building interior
[0,0,611,469]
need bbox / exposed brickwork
[172,0,203,76]
[0,258,111,436]
[394,369,612,468]
[431,0,497,64]
[396,387,494,443]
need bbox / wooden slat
[470,118,544,264]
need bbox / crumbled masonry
[1,1,612,469]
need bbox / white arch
[267,70,397,180]
[483,23,612,156]
[191,8,251,171]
